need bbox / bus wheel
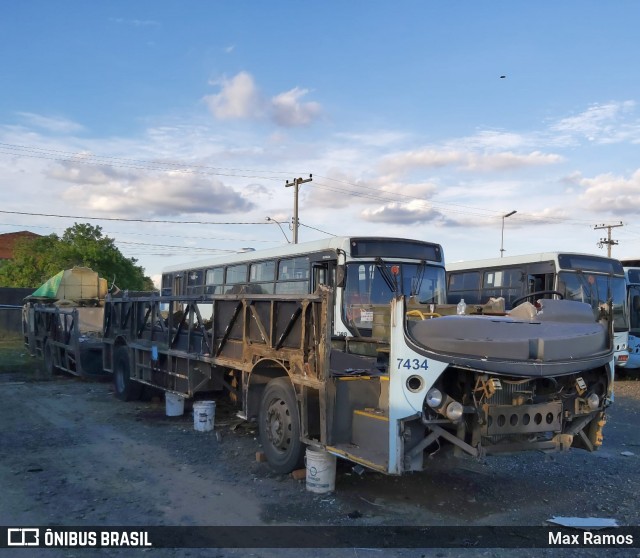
[113,346,142,401]
[43,339,58,377]
[259,377,305,474]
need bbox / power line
[0,142,524,220]
[0,209,270,226]
[298,221,336,237]
[0,222,278,244]
[0,141,604,227]
[0,142,293,181]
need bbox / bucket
[193,400,216,432]
[165,392,185,417]
[305,448,337,494]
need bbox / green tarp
[30,271,64,299]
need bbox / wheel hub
[266,399,291,450]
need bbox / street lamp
[500,210,517,257]
[266,217,290,244]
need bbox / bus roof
[162,236,443,274]
[447,251,619,272]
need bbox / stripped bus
[447,252,629,369]
[103,237,615,475]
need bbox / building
[0,231,41,260]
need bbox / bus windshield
[343,262,445,334]
[558,271,628,331]
[628,284,640,336]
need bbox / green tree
[0,223,154,290]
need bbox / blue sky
[1,1,640,284]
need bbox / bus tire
[113,346,142,401]
[259,377,305,474]
[43,339,58,377]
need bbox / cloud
[48,162,254,216]
[203,72,322,128]
[271,87,321,127]
[334,131,408,148]
[361,201,446,225]
[462,151,563,171]
[379,147,561,175]
[511,207,569,225]
[16,112,84,134]
[379,149,464,175]
[576,168,640,215]
[550,101,640,144]
[203,72,263,120]
[454,130,527,151]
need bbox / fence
[0,288,34,337]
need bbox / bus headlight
[426,388,443,408]
[587,393,600,411]
[446,401,464,421]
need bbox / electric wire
[0,141,610,227]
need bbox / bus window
[250,261,276,282]
[205,268,224,295]
[630,288,640,335]
[483,268,522,307]
[225,264,248,293]
[186,269,204,295]
[447,271,480,304]
[276,257,310,294]
[402,264,446,304]
[278,257,310,281]
[249,261,276,294]
[558,271,628,331]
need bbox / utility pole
[285,174,312,244]
[594,222,623,257]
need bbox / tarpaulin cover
[30,271,64,299]
[28,267,107,302]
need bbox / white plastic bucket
[305,448,337,494]
[193,400,216,432]
[165,392,185,417]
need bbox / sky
[1,1,640,286]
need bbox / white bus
[102,237,615,475]
[161,236,447,339]
[624,267,640,369]
[447,252,629,369]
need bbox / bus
[160,236,446,339]
[624,267,640,369]
[101,237,614,476]
[447,252,629,369]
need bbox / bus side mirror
[336,265,346,288]
[633,295,640,312]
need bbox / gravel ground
[0,351,639,558]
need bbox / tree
[0,223,154,290]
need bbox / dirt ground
[1,339,640,557]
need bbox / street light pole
[500,210,517,257]
[266,217,290,243]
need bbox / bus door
[312,262,334,291]
[525,263,555,301]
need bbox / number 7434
[396,358,428,370]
